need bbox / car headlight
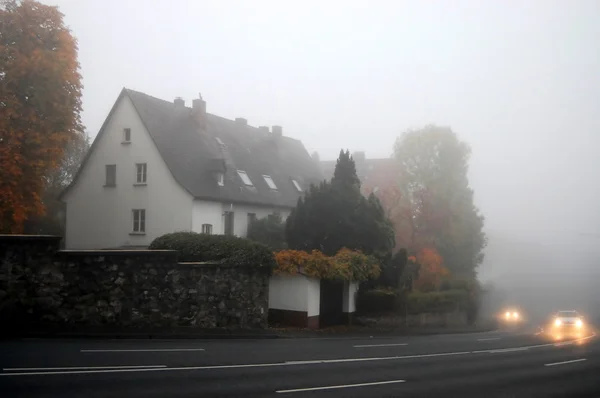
[554,319,562,327]
[576,319,583,328]
[513,312,519,319]
[505,312,511,318]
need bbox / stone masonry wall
[0,235,269,335]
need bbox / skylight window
[215,137,225,147]
[292,179,302,192]
[237,170,253,186]
[263,175,277,190]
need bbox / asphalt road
[1,328,599,398]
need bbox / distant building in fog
[319,151,399,195]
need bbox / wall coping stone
[178,262,272,271]
[58,250,177,257]
[0,234,62,242]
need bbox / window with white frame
[132,209,146,233]
[135,163,147,184]
[201,224,213,234]
[236,170,253,186]
[123,128,131,143]
[262,175,277,190]
[105,165,116,186]
[217,172,224,186]
[292,179,302,192]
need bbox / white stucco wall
[307,278,321,317]
[63,94,193,249]
[343,281,359,313]
[192,200,290,237]
[269,274,320,316]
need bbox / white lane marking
[353,343,408,348]
[472,332,596,354]
[276,379,406,393]
[286,351,473,365]
[3,365,166,371]
[545,358,587,367]
[0,367,179,376]
[2,333,595,377]
[478,338,501,341]
[488,347,529,353]
[0,351,473,377]
[80,348,205,353]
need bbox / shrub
[406,290,469,315]
[149,232,276,271]
[247,214,287,250]
[273,248,380,282]
[356,288,399,314]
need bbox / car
[499,308,523,325]
[548,310,587,339]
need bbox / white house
[60,88,324,249]
[60,88,359,329]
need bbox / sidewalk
[2,323,496,340]
[273,323,498,339]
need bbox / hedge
[356,288,471,316]
[406,290,469,315]
[148,232,276,271]
[273,248,380,282]
[356,288,400,314]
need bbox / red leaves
[412,247,449,292]
[0,0,82,233]
[273,248,381,282]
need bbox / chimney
[174,97,185,107]
[258,126,269,134]
[192,93,206,130]
[352,151,365,163]
[272,125,283,138]
[235,117,247,126]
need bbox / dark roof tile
[62,88,324,208]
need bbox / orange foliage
[273,248,380,282]
[0,0,83,233]
[412,247,449,292]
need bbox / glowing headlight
[505,312,511,318]
[554,319,562,327]
[513,312,519,319]
[576,319,583,328]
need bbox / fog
[45,0,600,321]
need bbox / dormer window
[292,179,302,192]
[217,172,224,186]
[215,137,225,148]
[123,128,131,143]
[263,175,277,190]
[237,170,253,186]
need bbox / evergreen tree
[285,150,395,261]
[247,213,287,251]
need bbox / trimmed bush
[247,214,286,250]
[273,248,380,282]
[356,288,399,314]
[149,232,276,271]
[406,290,469,315]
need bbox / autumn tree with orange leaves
[392,125,487,279]
[0,0,83,233]
[411,247,449,292]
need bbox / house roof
[61,88,324,208]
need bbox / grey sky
[44,0,600,260]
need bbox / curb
[1,326,497,341]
